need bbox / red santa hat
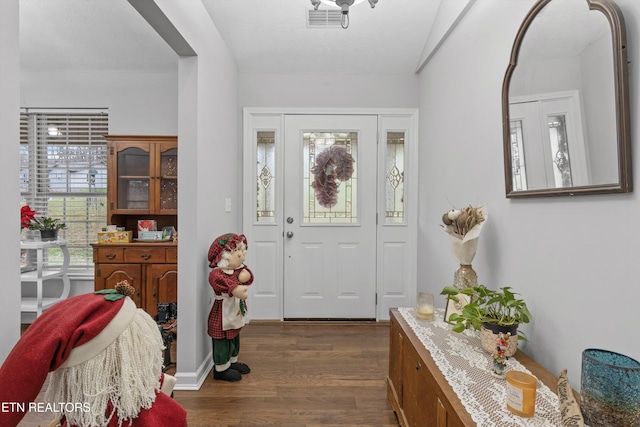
[0,283,140,426]
[208,233,248,267]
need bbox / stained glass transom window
[303,132,358,224]
[256,131,276,222]
[385,132,405,224]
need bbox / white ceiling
[19,0,440,75]
[519,0,611,60]
[201,0,440,74]
[19,0,178,72]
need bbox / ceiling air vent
[307,9,343,27]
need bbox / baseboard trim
[173,350,213,391]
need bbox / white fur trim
[59,297,138,368]
[215,361,231,372]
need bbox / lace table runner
[398,307,562,426]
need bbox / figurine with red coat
[207,233,254,382]
[0,281,187,427]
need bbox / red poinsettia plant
[20,205,66,230]
[21,205,37,229]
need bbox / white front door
[282,115,378,319]
[243,108,418,321]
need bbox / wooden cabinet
[387,310,468,426]
[388,309,467,427]
[387,308,566,427]
[93,243,177,316]
[146,263,178,317]
[94,135,178,316]
[93,261,143,308]
[105,135,177,231]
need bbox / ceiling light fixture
[311,0,379,29]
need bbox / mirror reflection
[503,0,631,197]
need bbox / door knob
[286,231,294,238]
[287,217,294,224]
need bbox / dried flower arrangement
[441,205,486,237]
[441,204,488,288]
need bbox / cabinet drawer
[94,247,124,263]
[124,247,166,263]
[166,247,178,263]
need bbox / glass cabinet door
[159,147,178,212]
[117,146,151,210]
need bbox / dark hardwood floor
[18,321,399,427]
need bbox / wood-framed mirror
[502,0,631,198]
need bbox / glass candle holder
[580,348,640,427]
[416,292,434,320]
[506,370,537,417]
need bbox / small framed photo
[444,292,471,323]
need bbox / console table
[20,239,71,317]
[388,308,566,426]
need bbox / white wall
[0,0,22,364]
[510,56,581,96]
[240,73,419,108]
[155,0,240,390]
[581,33,618,184]
[21,70,178,134]
[418,0,640,390]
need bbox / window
[256,131,276,223]
[385,131,405,224]
[303,132,358,224]
[20,110,108,268]
[510,119,528,191]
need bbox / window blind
[20,110,109,268]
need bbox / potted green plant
[21,205,65,241]
[440,284,532,356]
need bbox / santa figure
[207,233,254,382]
[0,281,187,427]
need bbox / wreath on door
[311,146,355,208]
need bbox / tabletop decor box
[97,230,133,244]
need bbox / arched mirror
[502,0,631,197]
